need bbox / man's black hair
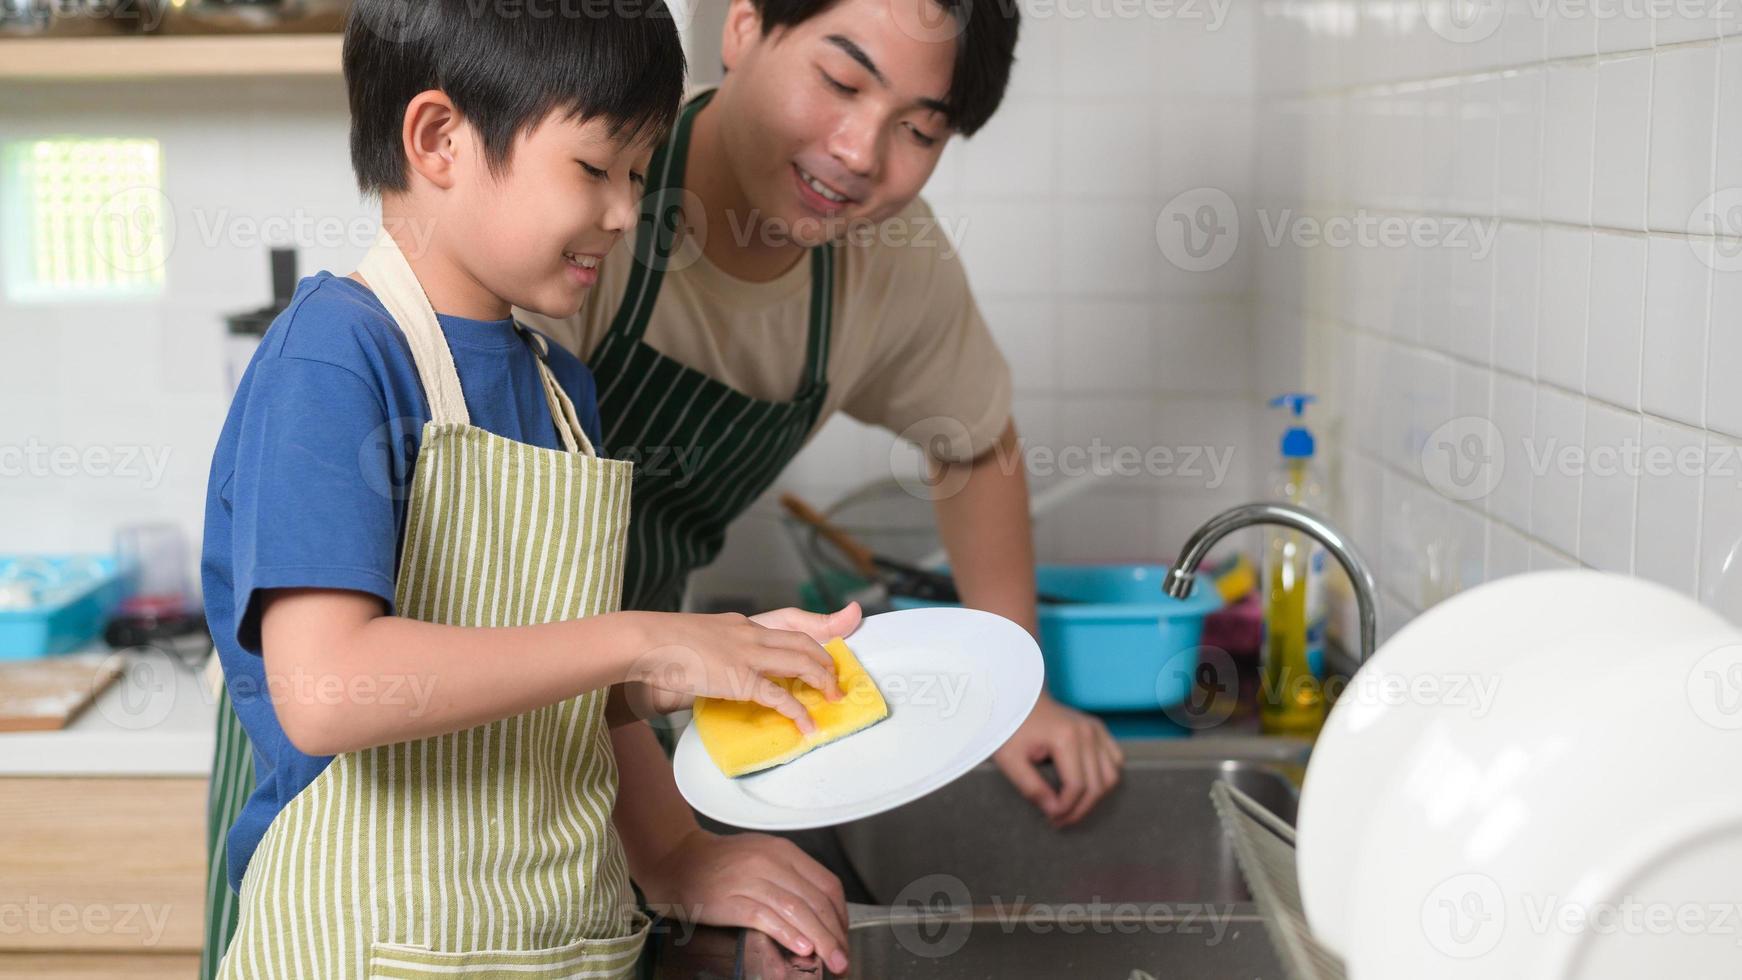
[344,0,687,195]
[751,0,1019,137]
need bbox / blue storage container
[892,563,1222,711]
[0,555,126,659]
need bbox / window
[3,137,168,302]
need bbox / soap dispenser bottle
[1262,393,1329,736]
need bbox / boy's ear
[719,0,763,74]
[401,90,464,191]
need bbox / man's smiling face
[717,0,959,247]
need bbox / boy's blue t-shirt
[200,272,604,891]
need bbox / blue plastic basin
[892,563,1221,711]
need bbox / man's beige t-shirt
[518,196,1012,464]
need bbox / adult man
[526,0,1125,967]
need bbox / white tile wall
[22,3,1734,632]
[0,78,362,568]
[0,14,1262,611]
[1258,5,1742,634]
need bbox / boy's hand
[623,603,862,732]
[638,828,851,974]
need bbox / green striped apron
[590,89,836,614]
[214,232,646,979]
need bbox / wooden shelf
[0,34,342,80]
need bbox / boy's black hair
[344,0,687,195]
[750,0,1019,137]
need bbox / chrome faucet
[1161,502,1379,666]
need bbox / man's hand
[992,693,1124,828]
[637,829,851,974]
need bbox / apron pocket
[367,912,651,980]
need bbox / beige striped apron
[216,233,646,979]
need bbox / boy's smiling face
[717,0,958,246]
[431,107,654,320]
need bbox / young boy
[202,2,853,976]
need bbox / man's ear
[401,89,464,191]
[719,0,764,74]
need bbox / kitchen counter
[0,648,217,776]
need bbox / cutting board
[0,653,125,732]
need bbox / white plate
[673,607,1044,831]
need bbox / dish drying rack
[1210,780,1348,980]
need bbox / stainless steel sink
[836,737,1307,907]
[652,737,1310,980]
[836,906,1281,979]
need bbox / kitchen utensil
[224,247,297,393]
[0,652,125,731]
[672,606,1044,830]
[1343,626,1742,978]
[0,555,126,658]
[1296,570,1735,958]
[892,563,1221,712]
[911,471,1112,570]
[778,493,1077,605]
[1210,780,1346,980]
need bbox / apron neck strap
[359,231,595,456]
[607,89,836,395]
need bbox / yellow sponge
[693,637,889,777]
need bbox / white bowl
[1296,571,1733,956]
[1342,627,1742,978]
